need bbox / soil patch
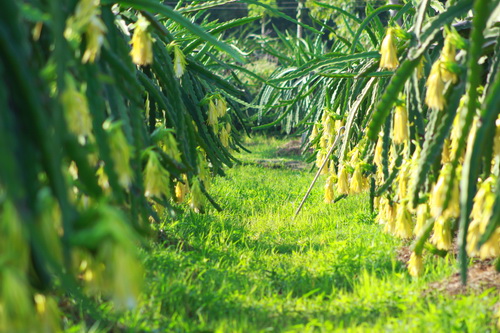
[424,260,499,296]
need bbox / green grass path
[120,137,498,332]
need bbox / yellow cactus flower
[190,177,204,212]
[207,100,218,127]
[350,164,363,194]
[310,123,319,143]
[175,175,189,203]
[325,175,335,203]
[82,15,106,63]
[373,135,383,168]
[316,150,325,170]
[216,97,228,118]
[441,139,451,163]
[130,14,153,66]
[161,132,182,163]
[336,166,349,195]
[61,77,92,139]
[425,60,446,111]
[383,201,397,235]
[430,163,460,219]
[431,216,453,250]
[407,252,424,277]
[467,177,499,259]
[64,0,106,63]
[173,44,187,78]
[219,123,230,148]
[379,28,399,70]
[397,160,411,200]
[143,151,171,199]
[439,35,458,84]
[107,123,133,188]
[414,203,430,236]
[393,105,409,144]
[395,203,413,239]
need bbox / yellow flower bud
[143,151,171,199]
[61,78,92,140]
[425,60,446,111]
[407,252,424,277]
[414,203,430,236]
[107,123,133,188]
[393,105,408,144]
[216,97,228,118]
[310,123,319,143]
[82,16,106,63]
[130,15,153,66]
[190,177,204,212]
[336,166,349,195]
[173,44,187,78]
[175,175,189,203]
[379,28,399,70]
[350,164,363,194]
[325,175,335,203]
[395,203,413,239]
[430,163,460,219]
[431,216,453,250]
[439,35,458,84]
[207,100,218,127]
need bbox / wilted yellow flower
[383,201,397,235]
[207,100,218,127]
[106,123,133,188]
[310,123,319,143]
[64,0,106,63]
[425,60,446,111]
[219,123,230,148]
[439,35,458,84]
[397,160,411,200]
[395,203,413,239]
[430,163,460,219]
[216,97,228,118]
[414,203,430,236]
[337,166,349,195]
[197,150,211,190]
[175,174,189,203]
[379,28,399,70]
[441,139,451,163]
[143,151,171,199]
[173,44,187,78]
[190,177,204,212]
[407,252,424,277]
[160,131,182,162]
[130,14,153,66]
[61,77,92,139]
[350,164,363,194]
[373,135,383,168]
[431,216,453,250]
[82,16,106,63]
[393,105,408,144]
[467,177,499,259]
[325,175,335,203]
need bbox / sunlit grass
[108,136,498,332]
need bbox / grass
[81,136,498,332]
